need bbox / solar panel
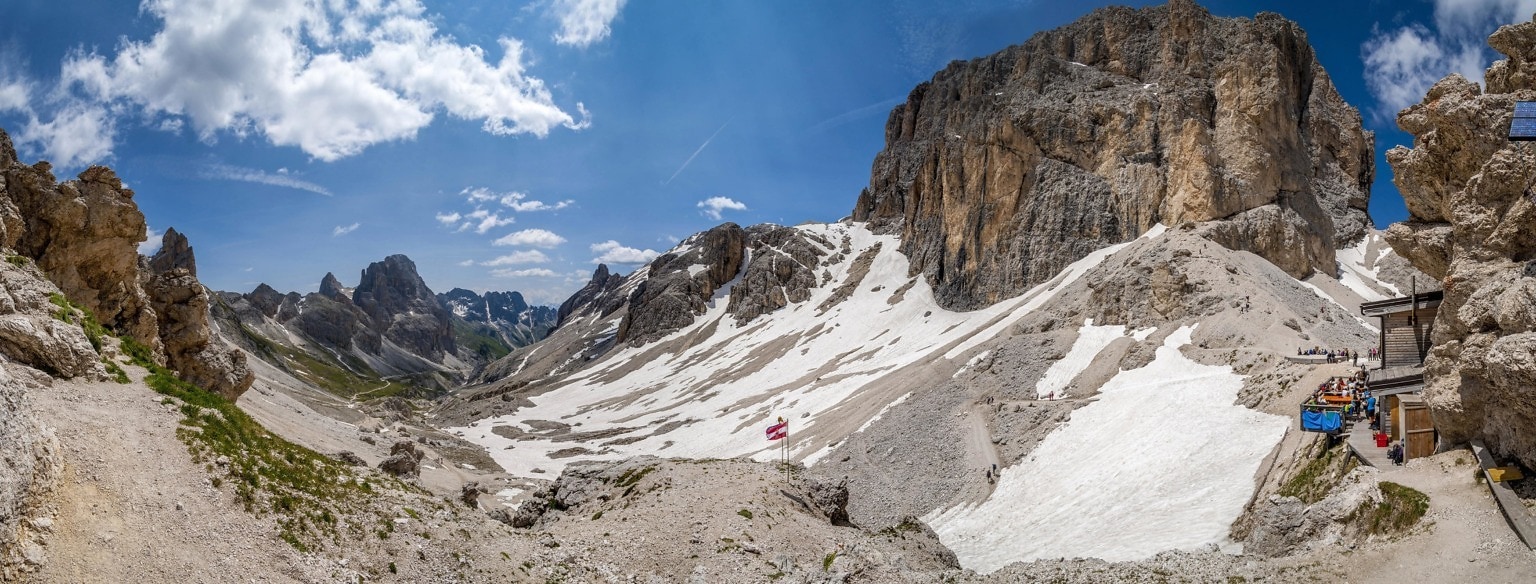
[1511,117,1536,141]
[1511,102,1536,140]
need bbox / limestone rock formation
[555,264,627,328]
[378,440,425,476]
[1383,14,1536,468]
[852,0,1373,309]
[1,144,161,349]
[353,255,456,362]
[145,250,254,399]
[0,361,59,581]
[318,272,351,302]
[0,126,249,398]
[147,227,196,277]
[726,225,831,323]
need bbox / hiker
[1352,350,1359,366]
[1388,441,1404,465]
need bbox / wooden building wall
[1380,308,1436,368]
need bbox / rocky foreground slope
[1384,15,1536,470]
[854,0,1373,309]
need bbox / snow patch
[927,325,1289,572]
[1033,319,1129,399]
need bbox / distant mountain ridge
[211,254,555,398]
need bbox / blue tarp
[1301,410,1343,433]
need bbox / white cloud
[333,222,361,236]
[30,0,589,163]
[551,0,627,47]
[0,77,29,114]
[482,250,550,266]
[590,240,658,264]
[494,228,567,248]
[697,196,747,220]
[491,267,558,278]
[1362,0,1536,120]
[436,211,462,225]
[17,102,115,168]
[462,187,573,211]
[139,225,164,256]
[465,208,514,234]
[200,162,332,195]
[457,259,475,266]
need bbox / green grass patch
[1358,482,1430,535]
[48,293,108,352]
[1279,443,1357,504]
[822,551,837,571]
[615,465,656,488]
[235,323,401,399]
[452,319,513,362]
[6,255,26,267]
[141,358,399,550]
[103,359,130,384]
[737,508,753,520]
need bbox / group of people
[1296,346,1365,365]
[1304,375,1375,423]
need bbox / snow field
[449,223,1170,477]
[926,325,1289,573]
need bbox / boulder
[377,440,424,476]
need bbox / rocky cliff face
[1383,16,1536,469]
[352,255,456,362]
[853,0,1373,309]
[0,127,251,399]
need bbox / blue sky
[0,0,1529,304]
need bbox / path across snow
[926,325,1290,573]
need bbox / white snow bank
[927,325,1289,573]
[1033,319,1128,399]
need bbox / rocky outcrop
[555,264,628,328]
[852,0,1373,309]
[618,223,746,344]
[726,225,830,322]
[0,126,249,399]
[0,258,105,379]
[145,234,254,399]
[1382,15,1536,468]
[1,151,161,350]
[318,272,351,302]
[146,227,196,277]
[377,440,425,476]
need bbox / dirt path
[25,369,323,583]
[1335,451,1536,584]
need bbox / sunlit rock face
[854,0,1373,310]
